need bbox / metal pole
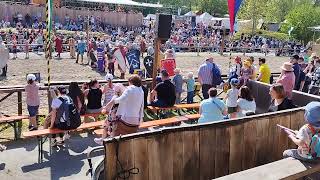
[152,38,161,89]
[252,0,256,35]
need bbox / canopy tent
[76,0,163,8]
[183,11,196,17]
[144,14,156,20]
[196,12,214,25]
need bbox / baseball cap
[26,74,36,81]
[305,101,320,127]
[105,73,114,81]
[230,78,240,86]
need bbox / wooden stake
[152,38,161,89]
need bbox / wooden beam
[0,92,14,103]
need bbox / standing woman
[25,74,40,131]
[68,82,85,114]
[268,84,296,112]
[276,62,295,99]
[84,79,103,121]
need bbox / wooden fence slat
[159,133,173,180]
[243,119,257,170]
[269,115,282,162]
[172,131,184,180]
[256,118,270,166]
[229,123,244,174]
[105,142,117,180]
[118,140,134,180]
[148,135,161,180]
[215,127,230,178]
[278,114,291,160]
[133,138,148,180]
[199,127,216,180]
[289,110,305,149]
[183,130,200,180]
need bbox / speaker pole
[152,38,161,89]
[220,27,226,56]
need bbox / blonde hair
[187,72,194,78]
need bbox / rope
[114,137,139,180]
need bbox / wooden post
[152,38,161,89]
[105,142,117,180]
[220,28,226,56]
[17,91,22,139]
[18,91,22,115]
[47,90,52,113]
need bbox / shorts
[27,105,39,117]
[227,106,237,114]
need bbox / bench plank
[184,114,200,120]
[215,158,320,180]
[23,121,104,138]
[147,103,200,111]
[0,115,29,123]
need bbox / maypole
[45,0,53,87]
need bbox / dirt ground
[0,51,290,116]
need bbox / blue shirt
[186,78,195,92]
[199,97,226,123]
[172,74,184,93]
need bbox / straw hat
[243,60,252,67]
[281,62,294,72]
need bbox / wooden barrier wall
[104,108,308,180]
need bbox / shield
[113,48,126,73]
[0,45,9,69]
[143,56,154,78]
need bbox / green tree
[281,4,320,43]
[197,0,228,15]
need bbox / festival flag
[126,49,141,74]
[113,48,127,73]
[143,56,154,78]
[160,58,176,76]
[228,0,243,33]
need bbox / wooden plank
[215,127,230,178]
[242,120,257,170]
[268,115,281,162]
[159,133,173,180]
[215,158,320,180]
[172,130,184,180]
[133,138,148,180]
[229,123,244,173]
[255,118,270,166]
[105,142,117,180]
[117,140,134,180]
[147,135,161,180]
[199,127,216,180]
[183,130,200,180]
[289,110,305,149]
[277,114,291,160]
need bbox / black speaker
[156,14,172,40]
[191,16,196,28]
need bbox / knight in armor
[0,37,9,77]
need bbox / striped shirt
[198,61,213,85]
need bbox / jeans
[202,84,214,99]
[187,91,194,104]
[175,92,181,104]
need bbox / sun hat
[105,73,114,81]
[281,62,294,72]
[26,74,36,81]
[305,101,320,128]
[230,78,240,86]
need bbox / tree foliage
[281,4,320,43]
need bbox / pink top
[276,72,295,99]
[25,84,40,106]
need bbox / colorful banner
[113,48,127,73]
[143,56,154,78]
[228,0,243,33]
[126,49,141,74]
[160,58,176,76]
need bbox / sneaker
[94,138,103,145]
[51,139,58,147]
[29,126,38,131]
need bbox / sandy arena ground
[0,51,290,116]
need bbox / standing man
[198,57,214,99]
[54,34,63,59]
[68,36,76,59]
[0,37,9,77]
[256,58,271,84]
[76,36,86,64]
[290,55,303,90]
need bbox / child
[283,101,320,162]
[228,56,242,82]
[102,73,115,106]
[94,83,126,145]
[225,78,240,119]
[172,68,183,104]
[185,72,195,104]
[25,74,40,131]
[240,59,254,85]
[12,35,18,59]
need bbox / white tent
[196,12,214,25]
[144,14,156,20]
[308,26,320,32]
[184,11,196,17]
[77,0,163,8]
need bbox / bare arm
[149,90,157,102]
[49,109,57,129]
[288,134,305,147]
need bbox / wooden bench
[94,114,202,136]
[147,103,200,118]
[23,120,104,163]
[0,115,29,140]
[216,157,320,180]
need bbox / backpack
[55,96,81,130]
[212,63,223,86]
[306,124,320,159]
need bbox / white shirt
[226,88,239,107]
[237,98,256,117]
[114,85,144,126]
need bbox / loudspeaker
[191,16,196,28]
[156,14,172,40]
